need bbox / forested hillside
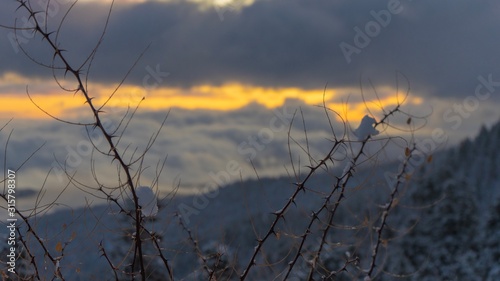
[386,121,500,280]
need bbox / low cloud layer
[3,95,498,210]
[2,0,500,210]
[0,100,339,207]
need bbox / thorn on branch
[27,10,43,21]
[272,208,284,216]
[311,211,319,220]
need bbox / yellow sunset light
[0,72,422,123]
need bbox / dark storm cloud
[1,0,500,99]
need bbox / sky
[1,0,500,208]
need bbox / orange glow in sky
[0,72,422,122]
